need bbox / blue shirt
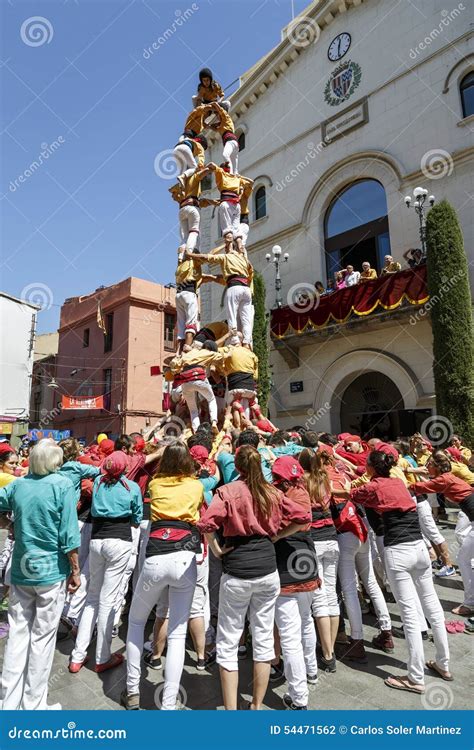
[59,461,101,502]
[199,473,219,505]
[0,472,81,587]
[91,475,143,525]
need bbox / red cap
[101,451,128,478]
[189,445,209,464]
[133,436,145,452]
[318,443,334,456]
[98,438,114,457]
[0,442,13,455]
[338,433,352,441]
[376,442,399,461]
[446,447,462,462]
[256,419,276,433]
[344,434,361,445]
[272,455,304,482]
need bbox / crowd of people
[0,424,472,711]
[0,68,471,713]
[314,249,425,296]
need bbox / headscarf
[133,435,145,453]
[446,446,462,462]
[99,451,130,489]
[272,455,304,483]
[189,445,216,475]
[0,442,13,456]
[376,442,399,462]
[98,438,114,457]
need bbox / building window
[104,313,114,352]
[83,328,90,348]
[324,179,390,280]
[460,71,474,118]
[237,131,246,151]
[164,313,176,350]
[255,186,267,220]
[103,368,112,411]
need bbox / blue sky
[1,0,309,333]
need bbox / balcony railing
[271,265,428,339]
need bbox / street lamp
[404,187,435,258]
[266,244,289,308]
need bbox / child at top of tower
[192,68,230,111]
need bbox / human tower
[164,68,264,435]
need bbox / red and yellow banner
[61,395,105,410]
[271,266,429,338]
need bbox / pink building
[53,278,176,443]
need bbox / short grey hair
[28,439,64,476]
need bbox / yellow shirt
[148,475,204,524]
[213,167,242,195]
[450,461,474,485]
[211,251,253,283]
[351,458,410,488]
[381,262,401,275]
[239,179,253,216]
[214,108,235,135]
[460,446,472,461]
[200,321,229,340]
[360,269,377,282]
[170,347,228,375]
[192,140,205,167]
[0,472,15,488]
[197,82,224,102]
[184,105,209,135]
[221,346,258,379]
[175,257,203,289]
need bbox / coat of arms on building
[324,59,362,106]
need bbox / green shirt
[0,472,81,587]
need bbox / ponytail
[235,445,278,518]
[303,451,331,509]
[367,450,396,478]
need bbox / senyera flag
[61,395,105,410]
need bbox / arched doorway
[324,179,391,280]
[338,372,430,440]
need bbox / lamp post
[404,187,435,258]
[266,244,289,308]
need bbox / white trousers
[385,540,449,684]
[179,205,200,252]
[275,592,317,707]
[216,571,280,671]
[173,143,197,178]
[223,139,238,173]
[126,551,196,709]
[113,525,141,628]
[71,537,132,665]
[456,518,474,608]
[337,531,391,639]
[156,552,209,621]
[239,222,249,247]
[0,580,66,710]
[64,521,92,622]
[417,500,445,546]
[311,539,339,618]
[226,388,256,419]
[218,201,240,236]
[181,378,218,430]
[225,286,253,345]
[176,291,199,341]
